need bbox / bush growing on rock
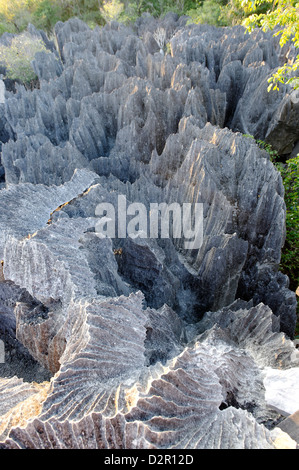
[254,138,299,299]
[0,0,105,34]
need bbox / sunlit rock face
[0,15,298,449]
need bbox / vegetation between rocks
[248,136,299,336]
[0,31,50,87]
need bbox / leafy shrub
[117,2,139,25]
[0,21,17,35]
[246,135,299,334]
[219,0,273,26]
[60,0,104,28]
[31,0,63,32]
[278,154,299,337]
[0,0,35,32]
[0,0,105,34]
[244,136,298,290]
[238,0,299,91]
[0,32,48,85]
[256,138,279,161]
[275,154,299,291]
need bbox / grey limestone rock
[0,280,52,383]
[1,300,298,448]
[0,168,98,259]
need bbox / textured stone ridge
[0,302,298,449]
[0,15,298,449]
[0,377,50,441]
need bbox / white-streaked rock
[270,427,297,449]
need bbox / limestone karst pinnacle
[0,13,298,449]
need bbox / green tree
[242,0,299,90]
[218,0,272,26]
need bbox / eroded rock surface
[0,15,298,449]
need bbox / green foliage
[0,1,39,32]
[120,0,197,19]
[267,60,299,91]
[0,0,105,34]
[118,2,139,25]
[165,41,171,55]
[32,0,105,31]
[100,0,124,22]
[276,154,299,291]
[31,0,63,31]
[244,136,299,303]
[0,21,17,35]
[0,32,49,85]
[242,0,299,90]
[218,0,246,25]
[218,0,272,25]
[256,138,279,160]
[0,0,254,33]
[259,140,299,295]
[185,0,274,27]
[277,154,299,338]
[186,0,228,26]
[256,140,299,337]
